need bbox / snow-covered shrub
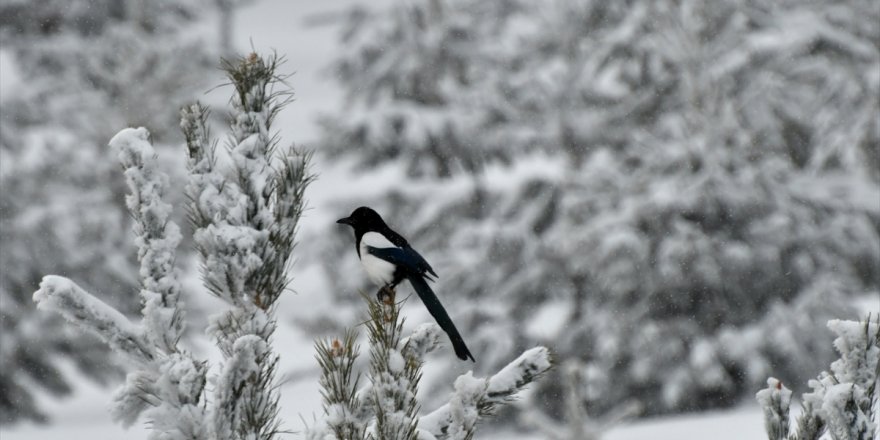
[32,53,311,439]
[307,294,552,440]
[756,316,879,440]
[309,0,880,422]
[0,0,218,424]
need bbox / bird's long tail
[408,275,475,362]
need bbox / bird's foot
[377,285,396,305]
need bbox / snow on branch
[308,293,551,440]
[401,323,443,363]
[110,126,185,354]
[419,347,552,440]
[366,296,421,440]
[111,354,208,438]
[314,330,366,440]
[757,315,879,440]
[484,347,553,405]
[185,53,312,316]
[755,378,792,440]
[213,335,280,440]
[32,52,307,440]
[35,126,209,439]
[188,52,311,440]
[33,276,152,364]
[180,102,220,229]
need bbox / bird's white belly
[360,232,397,286]
[361,253,396,286]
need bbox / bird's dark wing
[404,245,439,279]
[366,245,438,281]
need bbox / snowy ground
[3,382,767,440]
[2,1,874,439]
[3,335,768,439]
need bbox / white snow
[387,349,405,374]
[487,347,551,395]
[445,373,484,438]
[1,369,769,440]
[33,276,152,364]
[32,276,136,335]
[402,323,442,361]
[0,1,827,439]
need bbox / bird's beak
[336,217,352,225]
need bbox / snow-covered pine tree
[30,51,551,440]
[307,294,552,440]
[0,0,219,424]
[756,315,879,440]
[309,0,880,422]
[32,52,312,439]
[34,126,209,438]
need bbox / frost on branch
[33,52,312,440]
[110,127,185,354]
[183,52,311,440]
[33,276,151,364]
[309,294,552,440]
[213,335,279,439]
[313,330,366,440]
[755,378,792,440]
[34,126,207,440]
[757,315,879,440]
[366,296,421,440]
[402,323,443,362]
[419,346,553,440]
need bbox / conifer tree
[311,0,880,419]
[0,0,219,423]
[32,51,551,439]
[756,315,879,440]
[307,294,552,440]
[34,52,310,439]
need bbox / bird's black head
[336,206,386,232]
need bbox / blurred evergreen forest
[311,0,880,421]
[0,0,877,430]
[0,0,218,423]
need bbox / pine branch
[308,293,552,440]
[419,347,553,440]
[187,52,311,440]
[110,127,185,354]
[33,52,308,440]
[757,315,880,440]
[315,330,366,440]
[180,102,218,230]
[213,335,281,440]
[33,276,152,364]
[269,147,315,295]
[401,323,443,363]
[34,126,209,439]
[366,295,421,440]
[756,378,792,440]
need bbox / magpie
[337,206,475,362]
